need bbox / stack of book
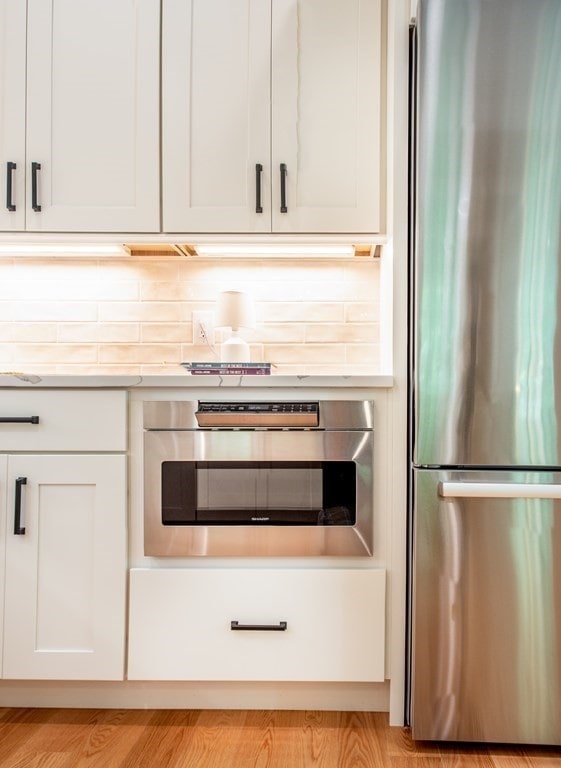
[182,362,271,376]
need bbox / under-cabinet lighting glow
[0,244,125,256]
[194,244,356,256]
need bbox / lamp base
[220,335,251,362]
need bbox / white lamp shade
[216,290,256,330]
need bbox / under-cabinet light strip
[194,244,355,256]
[0,244,125,255]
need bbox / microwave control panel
[195,401,319,428]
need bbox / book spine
[189,369,270,375]
[188,363,270,370]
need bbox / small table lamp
[216,290,256,362]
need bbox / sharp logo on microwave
[251,516,270,522]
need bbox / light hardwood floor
[0,709,561,767]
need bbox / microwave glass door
[161,461,356,525]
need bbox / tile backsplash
[0,255,383,375]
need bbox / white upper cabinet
[163,0,271,233]
[163,0,382,234]
[0,1,26,231]
[271,0,382,233]
[0,0,160,233]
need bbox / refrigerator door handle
[439,481,561,500]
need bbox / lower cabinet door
[3,454,127,680]
[128,568,385,682]
[0,456,7,678]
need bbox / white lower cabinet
[0,456,7,678]
[2,454,127,680]
[128,568,385,682]
[0,389,128,682]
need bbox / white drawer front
[128,568,385,682]
[0,390,126,451]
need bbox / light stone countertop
[0,373,393,389]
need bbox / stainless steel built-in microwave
[143,400,374,557]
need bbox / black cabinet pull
[0,416,40,424]
[31,161,41,211]
[231,621,287,632]
[14,477,27,535]
[6,161,16,211]
[280,163,288,213]
[255,163,263,213]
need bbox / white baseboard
[0,680,390,712]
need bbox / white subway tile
[99,302,182,322]
[99,343,181,364]
[12,302,97,322]
[0,344,15,363]
[264,303,344,323]
[13,344,98,363]
[14,324,57,342]
[141,323,191,342]
[305,323,379,343]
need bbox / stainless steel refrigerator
[409,0,561,744]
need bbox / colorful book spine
[182,362,271,375]
[188,368,270,375]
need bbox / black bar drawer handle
[31,161,41,211]
[280,163,287,213]
[0,416,40,424]
[255,163,263,213]
[231,621,287,632]
[6,161,16,211]
[14,477,27,535]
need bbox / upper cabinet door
[271,0,382,233]
[25,0,160,232]
[163,0,271,233]
[0,0,26,231]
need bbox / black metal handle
[14,477,27,535]
[0,416,40,424]
[231,621,287,632]
[6,161,16,211]
[280,163,287,213]
[255,163,263,213]
[31,161,41,211]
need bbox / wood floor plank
[175,709,252,768]
[0,708,60,766]
[335,711,386,768]
[231,709,319,768]
[383,725,445,759]
[118,709,201,768]
[71,710,157,768]
[0,708,106,755]
[0,708,559,768]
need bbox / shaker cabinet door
[0,0,26,231]
[163,0,271,233]
[0,456,6,677]
[3,454,127,680]
[21,0,160,232]
[271,0,382,233]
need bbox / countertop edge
[0,374,394,389]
